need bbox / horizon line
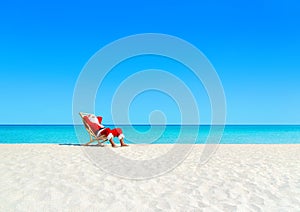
[1,124,300,126]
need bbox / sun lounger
[79,112,108,146]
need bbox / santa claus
[83,114,128,147]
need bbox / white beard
[88,116,99,125]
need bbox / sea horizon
[1,124,300,126]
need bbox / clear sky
[0,0,299,124]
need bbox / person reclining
[83,114,128,147]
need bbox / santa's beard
[88,115,99,124]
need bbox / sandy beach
[1,144,300,211]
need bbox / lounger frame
[79,112,108,146]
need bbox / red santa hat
[97,116,103,124]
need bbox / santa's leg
[111,128,128,147]
[101,128,117,147]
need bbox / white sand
[1,144,300,211]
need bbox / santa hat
[97,116,103,124]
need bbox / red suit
[83,115,124,140]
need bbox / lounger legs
[84,140,94,146]
[84,135,94,146]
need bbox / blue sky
[0,0,299,124]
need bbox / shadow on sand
[59,143,106,147]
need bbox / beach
[1,144,300,211]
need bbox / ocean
[0,125,300,144]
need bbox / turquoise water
[0,125,300,144]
